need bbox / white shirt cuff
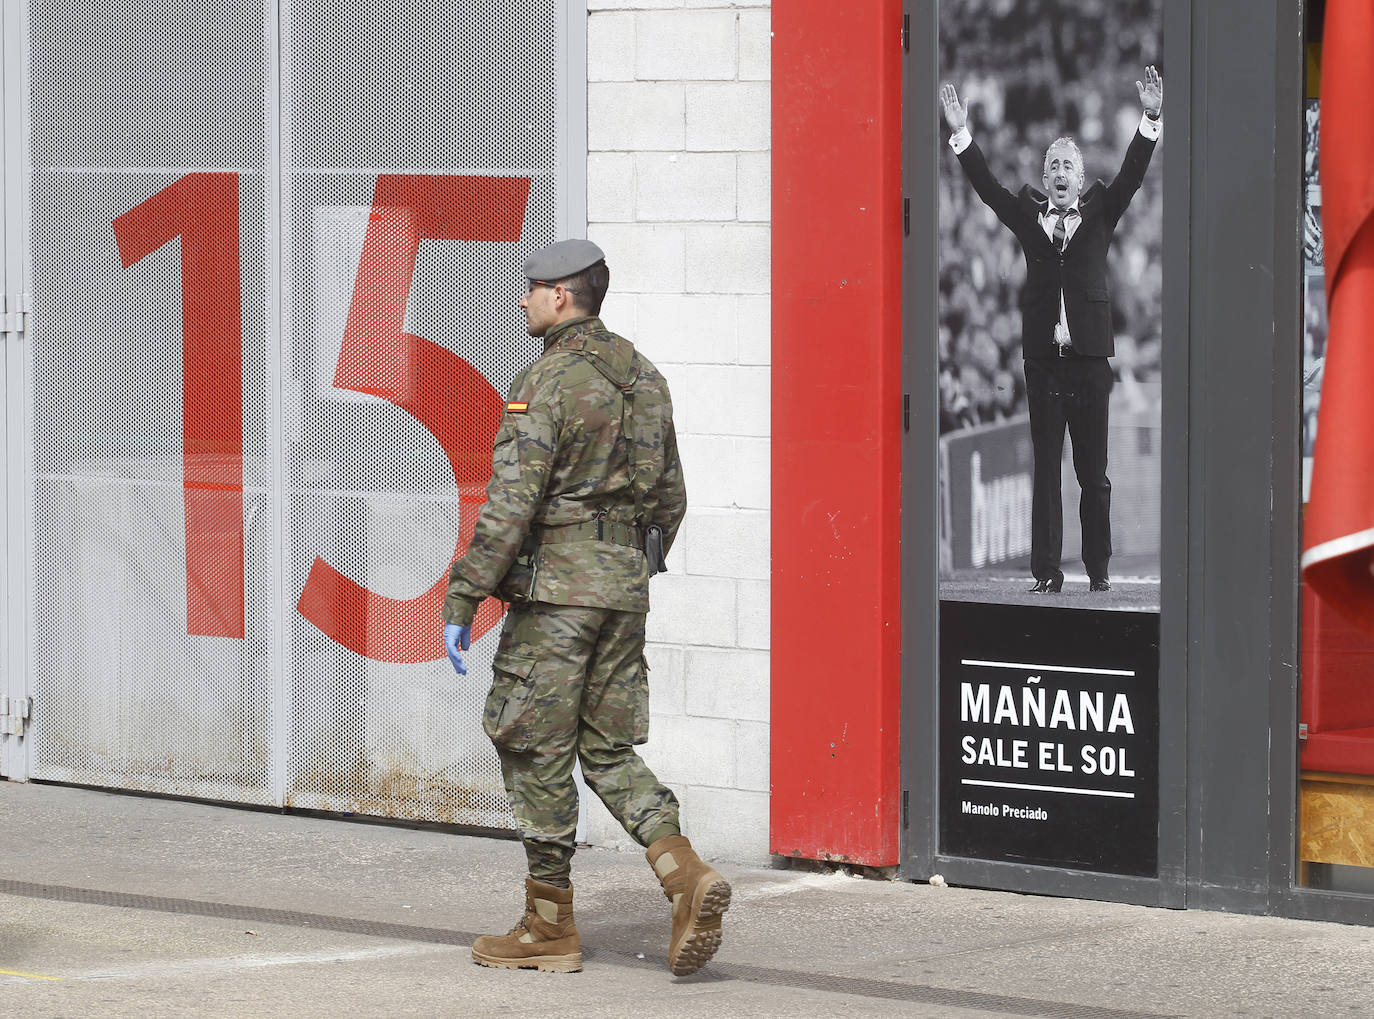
[1139,112,1162,141]
[948,127,972,154]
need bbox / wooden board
[1300,772,1374,866]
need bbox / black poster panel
[939,601,1160,876]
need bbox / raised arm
[1135,64,1163,120]
[940,82,968,134]
[1102,67,1164,222]
[942,82,1023,225]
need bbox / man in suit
[941,67,1163,594]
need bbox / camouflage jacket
[443,316,687,625]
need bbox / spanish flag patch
[506,401,529,413]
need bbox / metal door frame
[1,0,32,782]
[903,0,1374,922]
[900,0,1191,908]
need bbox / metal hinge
[1299,722,1309,742]
[1,292,29,337]
[1,695,32,737]
[903,196,910,236]
[901,13,910,53]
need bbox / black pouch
[495,531,539,602]
[645,524,668,576]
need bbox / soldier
[442,238,731,976]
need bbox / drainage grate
[0,879,1178,1018]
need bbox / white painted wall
[584,0,772,862]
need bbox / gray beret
[523,238,606,281]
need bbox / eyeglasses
[527,279,578,295]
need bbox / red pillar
[771,0,904,864]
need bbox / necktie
[1051,208,1066,251]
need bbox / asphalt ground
[3,780,1374,1017]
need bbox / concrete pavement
[2,780,1372,1017]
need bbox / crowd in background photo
[1302,98,1326,469]
[938,0,1162,434]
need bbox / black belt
[539,519,645,550]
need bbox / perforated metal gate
[21,0,580,829]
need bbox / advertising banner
[940,418,1034,574]
[939,601,1160,877]
[936,0,1163,610]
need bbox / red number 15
[114,172,529,661]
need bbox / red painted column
[771,0,904,864]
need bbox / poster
[939,601,1159,876]
[937,0,1164,610]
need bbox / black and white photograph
[1303,96,1326,502]
[937,0,1164,611]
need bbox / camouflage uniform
[443,314,687,884]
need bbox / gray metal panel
[1183,0,1291,911]
[285,0,555,173]
[1266,0,1305,914]
[1154,0,1193,910]
[557,0,587,239]
[0,0,17,779]
[264,0,288,807]
[29,1,266,171]
[1281,887,1374,924]
[898,0,940,878]
[554,0,588,840]
[933,856,1165,907]
[279,0,560,828]
[4,0,33,783]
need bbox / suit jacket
[955,129,1157,358]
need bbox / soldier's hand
[444,622,472,676]
[940,83,968,133]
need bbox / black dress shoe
[1028,573,1064,594]
[1089,578,1112,592]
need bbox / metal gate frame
[1,0,33,782]
[0,0,587,821]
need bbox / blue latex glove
[444,623,471,675]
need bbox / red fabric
[1301,727,1374,776]
[1302,582,1374,733]
[1303,1,1374,634]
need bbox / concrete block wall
[583,1,772,863]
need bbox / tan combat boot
[471,876,582,973]
[645,835,732,976]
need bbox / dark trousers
[1024,355,1114,581]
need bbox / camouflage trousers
[484,601,681,884]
